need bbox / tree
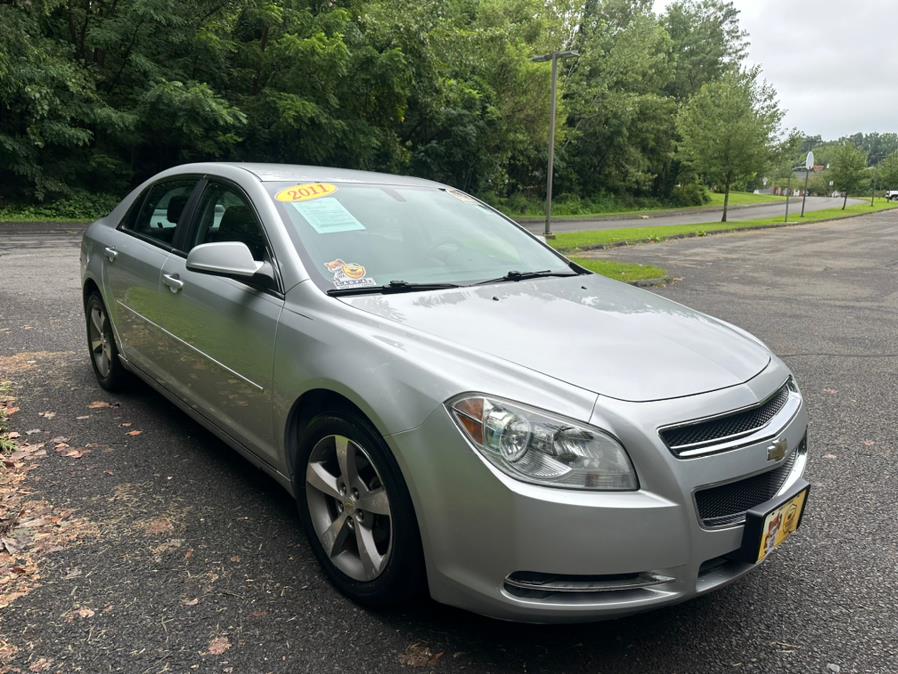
[829,142,868,209]
[676,68,782,221]
[662,0,747,100]
[876,151,898,191]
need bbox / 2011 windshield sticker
[276,183,337,203]
[324,259,376,288]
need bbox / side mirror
[186,241,264,278]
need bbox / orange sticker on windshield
[276,183,337,203]
[324,259,376,288]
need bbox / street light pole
[532,50,578,240]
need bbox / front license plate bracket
[733,479,810,564]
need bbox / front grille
[661,382,791,455]
[694,438,804,527]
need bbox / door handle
[162,273,184,293]
[103,246,118,262]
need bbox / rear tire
[294,410,426,608]
[84,290,129,392]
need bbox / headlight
[446,394,638,491]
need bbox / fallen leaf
[398,643,445,668]
[6,406,20,416]
[126,430,143,437]
[63,450,84,459]
[863,440,876,447]
[87,401,117,410]
[7,431,20,439]
[1,538,20,554]
[140,517,174,535]
[205,636,231,656]
[25,429,42,435]
[248,610,268,620]
[76,607,95,619]
[823,453,838,459]
[120,422,132,427]
[151,539,184,555]
[29,657,52,672]
[75,415,90,420]
[49,436,69,444]
[822,387,838,396]
[182,597,200,606]
[229,555,241,563]
[38,411,55,419]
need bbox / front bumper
[388,368,808,623]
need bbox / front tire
[295,410,426,607]
[84,290,129,391]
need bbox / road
[1,213,896,672]
[520,196,862,234]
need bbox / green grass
[571,258,669,284]
[0,214,92,224]
[509,192,784,221]
[706,192,786,208]
[551,199,898,253]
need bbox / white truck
[885,190,898,201]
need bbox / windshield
[267,181,574,292]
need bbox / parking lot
[1,210,897,673]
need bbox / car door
[155,179,284,464]
[104,177,200,376]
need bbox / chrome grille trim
[504,571,674,594]
[660,380,799,458]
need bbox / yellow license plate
[755,488,808,563]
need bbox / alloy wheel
[305,434,393,581]
[88,304,112,378]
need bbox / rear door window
[125,179,198,248]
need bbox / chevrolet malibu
[80,163,810,622]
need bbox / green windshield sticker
[291,198,366,234]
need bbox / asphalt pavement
[1,213,896,673]
[519,196,862,234]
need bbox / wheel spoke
[356,487,390,516]
[320,512,351,558]
[306,461,341,500]
[91,307,105,334]
[355,523,385,578]
[334,435,357,485]
[91,337,103,353]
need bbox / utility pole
[532,50,578,239]
[870,168,877,206]
[785,171,792,223]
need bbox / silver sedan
[80,163,809,622]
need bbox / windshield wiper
[327,280,461,297]
[474,269,582,285]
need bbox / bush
[0,191,120,221]
[669,183,709,207]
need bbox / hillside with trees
[1,0,888,217]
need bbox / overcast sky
[654,0,898,139]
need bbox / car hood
[341,275,771,402]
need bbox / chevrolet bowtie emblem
[767,437,788,462]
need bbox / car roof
[170,162,447,188]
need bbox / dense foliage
[1,0,781,213]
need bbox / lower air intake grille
[661,382,792,455]
[694,438,803,527]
